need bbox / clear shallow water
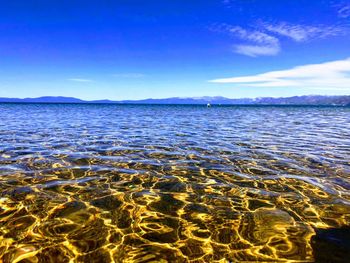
[0,104,349,262]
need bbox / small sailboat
[207,103,211,108]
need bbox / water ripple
[0,104,349,262]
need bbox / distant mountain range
[0,95,350,106]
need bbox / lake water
[0,104,349,262]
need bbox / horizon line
[1,94,349,102]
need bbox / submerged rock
[311,227,350,263]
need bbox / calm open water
[0,104,349,262]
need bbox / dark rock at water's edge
[311,227,350,263]
[0,95,350,106]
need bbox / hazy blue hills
[0,95,350,106]
[0,96,85,103]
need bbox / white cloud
[234,44,280,57]
[338,4,350,18]
[209,58,350,90]
[225,25,280,57]
[264,22,344,42]
[212,21,346,57]
[228,26,279,45]
[68,78,93,82]
[112,73,145,78]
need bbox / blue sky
[0,0,349,100]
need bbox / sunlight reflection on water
[0,104,349,262]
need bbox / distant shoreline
[0,102,349,107]
[0,95,350,106]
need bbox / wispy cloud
[112,73,145,78]
[234,44,280,57]
[228,26,279,45]
[209,58,350,90]
[217,25,280,57]
[338,4,350,18]
[222,0,234,6]
[68,78,93,82]
[212,21,346,57]
[264,22,344,42]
